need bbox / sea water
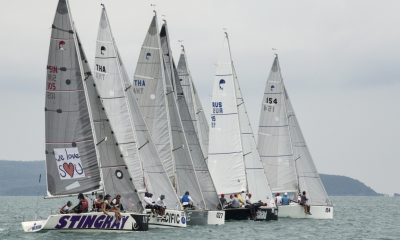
[0,196,399,240]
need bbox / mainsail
[161,25,220,210]
[134,15,206,209]
[257,55,330,205]
[208,34,246,195]
[94,6,179,209]
[177,47,209,160]
[45,0,102,196]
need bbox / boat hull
[146,209,187,228]
[186,210,225,225]
[278,204,333,219]
[224,208,250,220]
[21,212,149,232]
[254,207,279,221]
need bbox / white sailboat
[257,54,333,219]
[133,14,224,225]
[21,0,148,232]
[93,5,186,228]
[208,32,276,221]
[177,46,209,161]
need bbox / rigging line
[137,140,149,150]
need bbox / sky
[1,0,399,194]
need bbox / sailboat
[133,14,224,225]
[257,54,333,219]
[21,0,148,232]
[208,32,276,221]
[93,5,186,228]
[177,46,209,161]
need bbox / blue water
[1,196,399,239]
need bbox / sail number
[265,97,278,104]
[211,116,216,128]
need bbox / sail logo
[100,46,106,55]
[54,148,85,180]
[219,79,226,90]
[212,102,223,114]
[58,41,65,51]
[55,215,129,230]
[145,52,151,60]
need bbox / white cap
[284,192,288,195]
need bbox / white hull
[21,212,148,232]
[186,210,225,225]
[278,204,333,219]
[145,209,187,228]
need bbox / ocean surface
[0,196,399,240]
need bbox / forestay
[208,34,246,195]
[258,55,330,205]
[94,7,180,209]
[133,15,174,184]
[232,64,273,203]
[177,47,209,160]
[45,0,102,196]
[160,23,206,209]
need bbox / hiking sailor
[92,194,103,212]
[102,194,122,221]
[181,191,194,209]
[111,194,124,211]
[72,193,89,213]
[59,201,72,214]
[155,194,166,216]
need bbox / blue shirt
[281,195,290,205]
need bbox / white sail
[232,64,273,202]
[45,0,102,196]
[257,56,298,193]
[94,7,145,194]
[177,47,209,160]
[208,34,246,195]
[133,15,174,184]
[159,23,206,209]
[94,7,180,209]
[258,55,330,205]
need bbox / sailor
[155,194,166,215]
[103,194,122,221]
[300,191,311,215]
[219,194,227,209]
[275,193,282,206]
[230,194,240,208]
[111,194,124,211]
[59,201,72,214]
[237,191,245,207]
[181,191,194,209]
[92,194,103,212]
[245,193,257,220]
[281,192,290,205]
[72,193,89,213]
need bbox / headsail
[159,22,206,209]
[177,47,209,160]
[95,7,179,209]
[45,0,102,196]
[258,55,330,205]
[208,34,246,195]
